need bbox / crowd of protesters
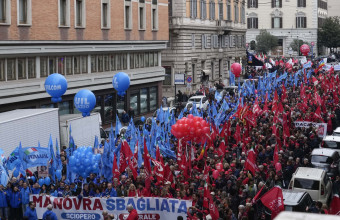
[1,57,340,220]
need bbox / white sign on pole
[174,74,185,85]
[334,65,340,71]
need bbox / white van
[333,127,340,136]
[289,167,332,205]
[321,135,340,154]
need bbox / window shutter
[279,0,282,7]
[271,0,274,8]
[280,17,282,28]
[256,0,258,8]
[247,0,250,8]
[304,17,307,28]
[303,0,306,7]
[255,17,258,29]
[247,17,250,28]
[296,17,298,28]
[272,17,274,28]
[297,0,299,7]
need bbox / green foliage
[290,39,310,52]
[255,30,278,54]
[250,40,256,50]
[318,16,340,49]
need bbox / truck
[0,108,60,158]
[59,113,106,148]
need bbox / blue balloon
[112,72,130,96]
[44,73,68,103]
[38,178,44,186]
[74,89,96,117]
[141,116,146,123]
[13,169,19,177]
[31,176,36,183]
[44,177,51,185]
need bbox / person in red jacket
[126,205,138,220]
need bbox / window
[110,54,116,70]
[209,0,215,20]
[218,2,223,20]
[18,58,26,79]
[98,55,103,72]
[190,0,197,18]
[297,0,306,7]
[27,58,35,78]
[91,55,97,72]
[49,57,56,75]
[154,52,158,66]
[272,17,282,28]
[272,0,282,8]
[66,56,72,75]
[247,17,258,29]
[151,1,158,31]
[124,0,132,29]
[200,0,206,19]
[141,88,148,114]
[149,52,154,66]
[0,0,10,24]
[59,0,70,26]
[145,52,149,67]
[0,59,4,81]
[75,0,85,27]
[18,0,31,25]
[163,66,171,85]
[7,58,15,80]
[234,4,238,22]
[139,53,144,68]
[296,16,306,28]
[130,93,139,115]
[81,55,87,73]
[104,55,109,71]
[40,57,48,77]
[211,61,214,79]
[139,1,146,30]
[102,0,110,28]
[57,57,65,75]
[73,56,80,74]
[294,178,319,190]
[248,0,257,8]
[192,63,196,83]
[241,5,245,23]
[150,87,157,110]
[227,2,231,20]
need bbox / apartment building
[0,0,168,124]
[162,0,247,96]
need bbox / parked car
[333,127,340,137]
[282,190,314,212]
[185,95,208,110]
[321,135,340,153]
[311,148,340,178]
[288,167,332,205]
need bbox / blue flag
[215,90,222,102]
[55,138,62,170]
[0,163,9,186]
[4,147,20,170]
[115,115,122,138]
[230,70,235,86]
[19,146,51,168]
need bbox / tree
[289,39,310,55]
[318,17,340,52]
[250,40,256,50]
[255,30,278,54]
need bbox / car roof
[189,95,206,99]
[282,190,308,206]
[294,167,325,180]
[311,148,338,157]
[334,127,340,133]
[323,135,340,142]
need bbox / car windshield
[333,132,340,137]
[189,98,202,103]
[294,178,319,190]
[324,141,340,149]
[311,155,333,164]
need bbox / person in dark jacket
[23,201,38,220]
[8,185,22,220]
[42,204,58,220]
[0,184,9,220]
[121,111,130,125]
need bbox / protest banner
[31,195,192,220]
[293,121,327,138]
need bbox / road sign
[186,76,193,83]
[174,73,185,85]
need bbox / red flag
[252,185,264,204]
[253,97,263,116]
[314,106,323,122]
[329,194,340,215]
[203,179,211,208]
[151,158,165,183]
[209,199,220,220]
[312,76,318,85]
[202,161,210,182]
[132,147,138,171]
[112,154,120,180]
[122,140,133,160]
[245,150,257,175]
[177,139,183,168]
[118,149,127,173]
[260,187,284,219]
[216,139,226,157]
[281,84,287,101]
[128,158,138,180]
[156,145,161,162]
[245,110,257,127]
[164,164,174,183]
[143,140,152,178]
[234,124,241,143]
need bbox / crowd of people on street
[1,56,340,220]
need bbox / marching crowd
[1,57,340,220]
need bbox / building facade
[245,0,328,56]
[0,0,169,125]
[328,0,340,17]
[162,0,247,97]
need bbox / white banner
[30,195,191,220]
[293,121,327,138]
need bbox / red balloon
[231,63,242,78]
[212,170,219,179]
[202,126,210,134]
[216,163,223,172]
[187,114,194,119]
[300,44,310,56]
